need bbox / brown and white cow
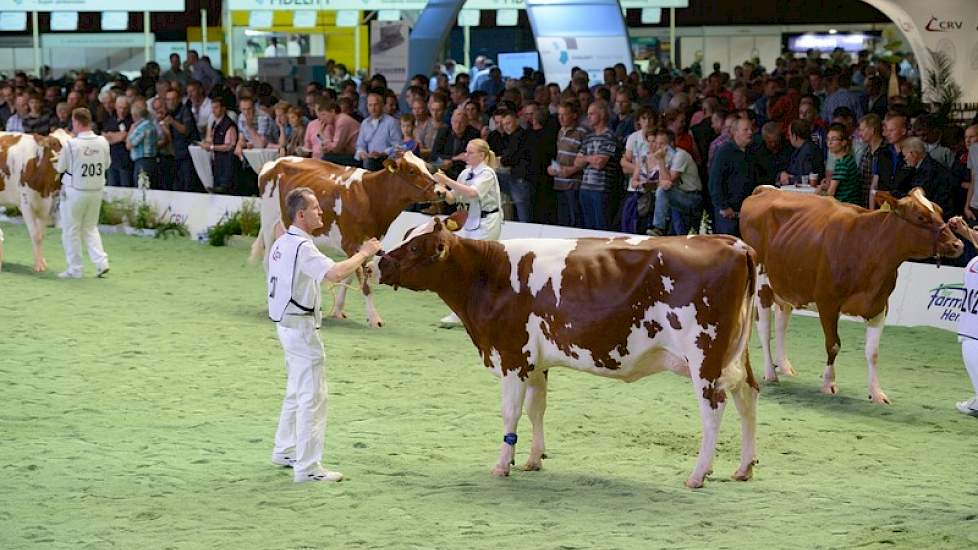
[740,186,963,404]
[0,130,71,272]
[377,219,759,488]
[250,152,447,327]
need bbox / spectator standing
[126,101,157,187]
[22,95,50,135]
[202,97,238,194]
[857,113,896,207]
[103,97,133,187]
[894,137,955,218]
[708,118,756,236]
[549,101,586,227]
[751,121,791,186]
[354,92,401,171]
[161,88,200,192]
[574,101,619,230]
[431,109,479,180]
[278,107,307,157]
[821,123,861,205]
[497,110,532,222]
[161,53,189,88]
[5,94,27,132]
[779,119,825,187]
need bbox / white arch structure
[861,0,978,103]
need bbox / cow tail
[249,169,278,267]
[740,244,759,392]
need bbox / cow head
[382,151,449,203]
[876,188,963,260]
[377,217,459,291]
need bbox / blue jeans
[509,177,534,223]
[653,187,703,234]
[713,207,740,236]
[107,163,132,187]
[578,190,609,230]
[555,189,580,227]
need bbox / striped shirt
[579,129,619,193]
[128,119,157,161]
[832,153,861,205]
[554,125,586,191]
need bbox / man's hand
[778,171,790,185]
[949,216,969,236]
[720,207,736,219]
[965,207,976,221]
[358,238,382,258]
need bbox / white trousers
[274,322,328,477]
[961,338,978,396]
[60,187,108,276]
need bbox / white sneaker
[57,270,82,279]
[295,469,344,483]
[955,397,978,417]
[271,453,295,468]
[439,312,461,328]
[96,265,110,278]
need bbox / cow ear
[432,216,444,232]
[384,159,397,173]
[875,191,899,212]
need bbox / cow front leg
[730,378,758,482]
[327,276,351,319]
[865,311,890,404]
[687,375,726,488]
[774,303,796,376]
[357,267,383,328]
[755,277,777,382]
[522,371,548,471]
[493,371,527,477]
[817,305,842,395]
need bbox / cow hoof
[684,477,705,489]
[522,460,542,471]
[33,259,47,272]
[368,318,384,329]
[763,372,779,384]
[491,465,510,477]
[778,361,796,377]
[821,382,838,395]
[732,464,754,481]
[329,311,348,320]
[869,391,891,405]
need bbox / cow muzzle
[377,255,399,289]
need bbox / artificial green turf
[1,222,977,550]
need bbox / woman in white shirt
[949,216,978,417]
[434,138,503,241]
[433,138,503,326]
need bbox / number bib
[267,232,315,322]
[65,135,110,191]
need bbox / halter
[901,215,948,267]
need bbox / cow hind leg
[730,379,758,481]
[865,311,890,404]
[817,306,842,395]
[774,303,795,376]
[21,198,47,272]
[522,371,548,471]
[357,267,383,328]
[687,373,726,489]
[493,371,528,477]
[755,274,777,382]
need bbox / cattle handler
[56,107,111,279]
[949,216,978,417]
[267,186,382,482]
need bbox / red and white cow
[251,152,447,327]
[0,130,71,272]
[740,186,963,403]
[377,219,760,488]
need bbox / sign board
[50,11,79,31]
[0,12,28,32]
[155,42,188,67]
[369,20,409,93]
[536,35,632,88]
[101,11,128,30]
[42,32,147,49]
[13,0,184,11]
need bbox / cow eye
[410,244,418,253]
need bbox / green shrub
[99,198,131,226]
[206,203,262,246]
[131,202,158,230]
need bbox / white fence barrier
[100,188,965,334]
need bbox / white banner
[12,0,184,11]
[228,0,681,8]
[42,32,147,48]
[369,20,409,92]
[537,35,633,88]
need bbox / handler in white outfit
[56,108,111,279]
[433,138,503,326]
[949,216,978,417]
[267,186,382,482]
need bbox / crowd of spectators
[2,47,977,251]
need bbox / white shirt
[959,255,978,340]
[276,225,336,329]
[56,131,111,191]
